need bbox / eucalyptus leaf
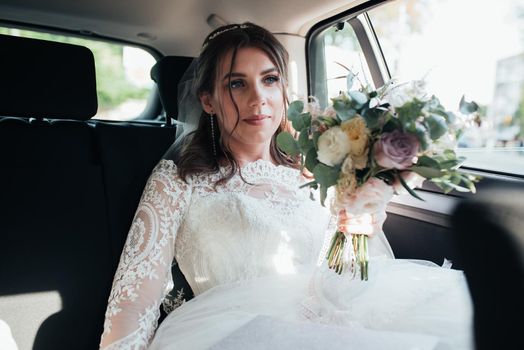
[362,107,382,129]
[291,115,306,131]
[443,149,456,159]
[445,111,457,124]
[333,97,356,121]
[396,100,425,125]
[439,159,460,170]
[346,71,355,91]
[313,163,340,188]
[301,112,312,129]
[305,147,319,172]
[299,180,317,189]
[319,185,328,207]
[426,114,448,140]
[298,131,312,153]
[276,132,300,156]
[417,155,440,169]
[411,166,444,179]
[313,131,321,151]
[426,95,442,109]
[288,100,304,120]
[459,95,479,114]
[431,180,455,194]
[414,124,429,151]
[349,91,368,107]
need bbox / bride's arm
[99,160,191,350]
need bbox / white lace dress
[100,159,473,350]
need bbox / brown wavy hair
[176,22,300,185]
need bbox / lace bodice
[100,159,333,349]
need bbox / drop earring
[209,113,217,158]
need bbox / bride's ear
[200,92,215,115]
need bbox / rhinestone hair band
[201,24,252,50]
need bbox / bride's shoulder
[153,159,201,189]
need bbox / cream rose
[341,116,369,157]
[341,116,370,169]
[316,126,351,166]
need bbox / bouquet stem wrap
[326,216,372,280]
[353,233,369,280]
[326,178,393,280]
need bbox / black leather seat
[451,185,524,350]
[0,35,111,350]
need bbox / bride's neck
[223,143,275,167]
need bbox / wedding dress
[100,159,473,350]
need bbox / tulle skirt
[149,258,473,350]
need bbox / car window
[309,20,377,109]
[0,26,156,121]
[367,0,524,175]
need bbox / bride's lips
[243,114,270,126]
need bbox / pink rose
[373,130,419,170]
[336,178,394,236]
[337,178,394,216]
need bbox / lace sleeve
[99,160,191,350]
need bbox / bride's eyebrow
[222,67,278,81]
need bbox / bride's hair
[177,22,300,185]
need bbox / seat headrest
[150,56,194,119]
[0,34,98,120]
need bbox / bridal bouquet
[277,73,479,280]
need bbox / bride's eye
[264,75,280,85]
[229,79,245,89]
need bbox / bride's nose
[247,83,267,108]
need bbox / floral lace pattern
[175,160,330,296]
[100,160,192,349]
[100,159,332,349]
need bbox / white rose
[317,126,351,166]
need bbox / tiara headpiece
[202,24,252,50]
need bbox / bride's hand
[337,209,387,236]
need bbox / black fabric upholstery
[150,56,194,120]
[0,119,113,350]
[92,122,177,267]
[0,34,97,120]
[451,187,524,350]
[92,122,195,318]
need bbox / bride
[99,22,473,350]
